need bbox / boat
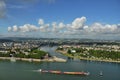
[63,71,89,75]
[49,70,62,74]
[38,69,90,76]
[99,71,103,76]
[10,57,16,62]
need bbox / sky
[0,0,120,40]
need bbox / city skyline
[0,0,120,40]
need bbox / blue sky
[0,0,120,39]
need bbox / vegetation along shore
[0,47,66,62]
[56,45,120,63]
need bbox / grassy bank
[56,50,120,63]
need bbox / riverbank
[56,50,120,63]
[0,56,66,62]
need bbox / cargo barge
[38,69,90,76]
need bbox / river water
[0,46,120,80]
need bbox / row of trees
[66,47,120,60]
[88,49,120,60]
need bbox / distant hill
[0,39,14,42]
[0,37,120,42]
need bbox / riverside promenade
[0,56,66,62]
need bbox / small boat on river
[38,69,90,76]
[10,57,16,62]
[99,71,103,76]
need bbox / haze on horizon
[0,0,120,40]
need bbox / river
[0,46,120,80]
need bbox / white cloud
[51,22,59,33]
[13,25,18,32]
[8,24,38,32]
[58,22,65,29]
[40,24,50,32]
[8,27,12,32]
[0,0,6,18]
[71,16,86,29]
[19,25,29,32]
[19,24,38,32]
[38,19,44,25]
[85,23,118,34]
[51,22,66,33]
[7,17,120,39]
[83,25,88,29]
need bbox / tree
[67,49,71,54]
